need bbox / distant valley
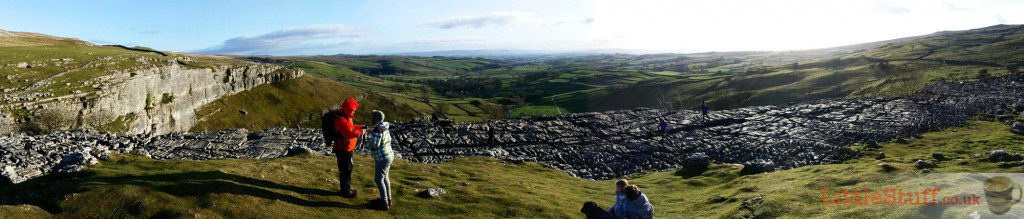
[3,25,1024,134]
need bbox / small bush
[145,93,153,110]
[21,108,74,134]
[161,93,174,104]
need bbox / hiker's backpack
[321,110,341,147]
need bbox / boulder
[988,150,1024,162]
[1012,101,1024,112]
[877,162,897,172]
[421,188,447,198]
[931,152,946,161]
[740,161,776,175]
[51,152,98,174]
[1,166,20,186]
[739,194,765,212]
[682,153,711,170]
[875,152,886,160]
[285,145,317,157]
[1012,122,1024,135]
[991,150,1008,157]
[914,159,936,169]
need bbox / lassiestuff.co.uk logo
[821,187,981,206]
[819,173,1024,217]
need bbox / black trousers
[335,150,353,192]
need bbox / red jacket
[334,98,364,152]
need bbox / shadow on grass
[1,170,369,214]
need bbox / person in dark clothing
[701,100,709,117]
[334,98,366,198]
[658,120,668,136]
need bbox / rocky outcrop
[1,74,1023,184]
[1,62,303,135]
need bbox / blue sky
[1,0,1022,55]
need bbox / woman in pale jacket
[622,185,654,219]
[368,110,395,210]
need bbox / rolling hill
[243,24,1021,121]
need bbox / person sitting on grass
[368,110,395,210]
[622,185,654,219]
[608,179,629,217]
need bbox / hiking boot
[339,189,357,198]
[371,199,389,211]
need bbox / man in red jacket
[335,97,365,198]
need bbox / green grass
[191,75,420,131]
[0,154,604,218]
[648,71,684,76]
[511,105,567,117]
[2,121,1021,218]
[289,60,368,81]
[0,45,170,97]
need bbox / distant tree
[434,102,450,116]
[825,58,842,71]
[420,85,432,104]
[869,61,896,76]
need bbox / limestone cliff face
[4,63,303,135]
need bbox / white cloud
[589,0,1024,52]
[401,37,489,45]
[196,24,364,54]
[87,39,138,47]
[420,11,593,29]
[87,39,116,45]
[875,1,910,14]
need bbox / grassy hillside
[253,59,508,122]
[3,120,1022,218]
[858,24,1024,62]
[191,75,421,131]
[0,30,248,100]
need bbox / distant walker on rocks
[701,100,709,122]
